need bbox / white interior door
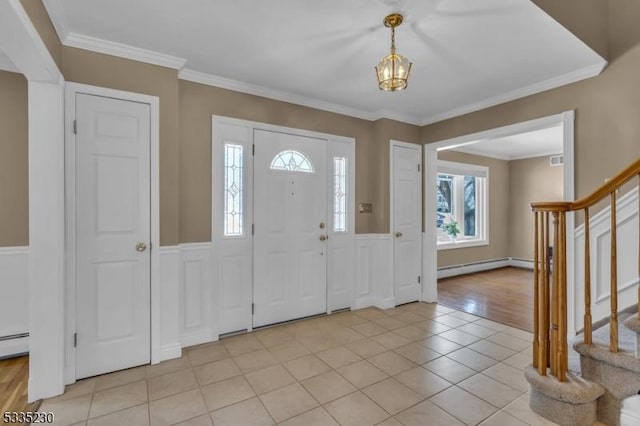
[253,130,327,327]
[75,93,151,379]
[392,142,423,305]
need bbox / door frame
[64,82,161,384]
[423,111,575,332]
[389,140,423,305]
[212,116,355,335]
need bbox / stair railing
[530,158,640,382]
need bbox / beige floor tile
[282,354,331,381]
[192,358,241,386]
[259,383,318,422]
[395,400,465,426]
[173,415,213,426]
[370,332,412,350]
[362,378,423,415]
[351,322,387,337]
[233,349,278,373]
[371,316,407,330]
[89,380,148,418]
[299,334,340,353]
[254,328,295,348]
[346,338,388,358]
[61,379,96,400]
[429,386,498,425]
[301,370,356,404]
[39,393,92,426]
[93,366,147,391]
[503,352,531,370]
[447,347,499,371]
[353,308,388,321]
[87,404,149,426]
[487,333,530,352]
[187,342,230,366]
[324,391,389,426]
[432,314,469,328]
[278,407,338,426]
[482,363,529,392]
[244,364,296,395]
[267,340,310,362]
[222,333,266,356]
[503,394,558,425]
[413,320,452,334]
[439,329,483,346]
[200,375,255,411]
[423,356,476,383]
[368,351,416,376]
[393,312,425,324]
[393,325,431,341]
[459,373,524,408]
[146,356,191,379]
[316,346,362,368]
[420,335,462,355]
[149,388,207,426]
[148,368,198,401]
[394,366,452,398]
[336,360,388,388]
[210,397,273,426]
[448,311,482,322]
[479,411,528,425]
[457,323,499,339]
[376,418,403,426]
[468,340,517,361]
[503,327,534,342]
[394,343,441,364]
[474,318,509,332]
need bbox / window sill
[437,239,488,251]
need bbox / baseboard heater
[0,332,29,359]
[438,257,533,279]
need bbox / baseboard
[438,258,510,279]
[372,297,395,310]
[353,297,373,310]
[509,258,534,269]
[180,330,214,348]
[159,343,181,362]
[0,335,28,359]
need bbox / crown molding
[420,61,606,126]
[451,145,563,161]
[0,53,19,73]
[179,68,422,125]
[42,0,69,41]
[64,32,186,70]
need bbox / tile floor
[39,303,562,426]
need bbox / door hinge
[252,224,255,235]
[252,144,255,156]
[73,120,77,135]
[418,275,421,284]
[251,303,255,315]
[417,164,421,172]
[73,332,77,347]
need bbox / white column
[28,81,66,401]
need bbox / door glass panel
[333,157,347,232]
[270,149,314,173]
[224,143,244,236]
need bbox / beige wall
[508,156,564,260]
[422,1,640,209]
[0,71,28,247]
[436,151,510,267]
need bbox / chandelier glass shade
[375,13,412,91]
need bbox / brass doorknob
[135,242,147,252]
[319,235,328,241]
[395,232,403,238]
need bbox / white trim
[0,53,19,73]
[0,336,29,359]
[438,240,489,251]
[0,246,29,255]
[425,111,576,314]
[450,146,564,162]
[64,32,187,70]
[509,258,535,269]
[159,343,181,361]
[438,258,511,279]
[420,63,605,125]
[355,234,392,241]
[42,0,69,41]
[64,83,161,385]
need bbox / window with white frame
[437,160,488,247]
[333,157,347,232]
[223,143,244,236]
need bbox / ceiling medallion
[375,13,412,91]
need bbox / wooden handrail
[529,158,640,382]
[532,158,640,212]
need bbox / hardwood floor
[438,267,534,332]
[0,355,35,415]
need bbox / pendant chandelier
[375,13,412,91]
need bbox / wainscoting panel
[574,187,639,332]
[328,234,355,312]
[0,246,29,358]
[216,239,252,335]
[354,235,393,309]
[159,246,181,361]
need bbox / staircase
[524,158,640,426]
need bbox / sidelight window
[333,157,347,232]
[224,143,244,236]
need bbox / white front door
[392,142,423,305]
[75,93,151,379]
[253,130,328,327]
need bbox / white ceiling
[0,51,19,73]
[448,124,564,160]
[43,0,606,125]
